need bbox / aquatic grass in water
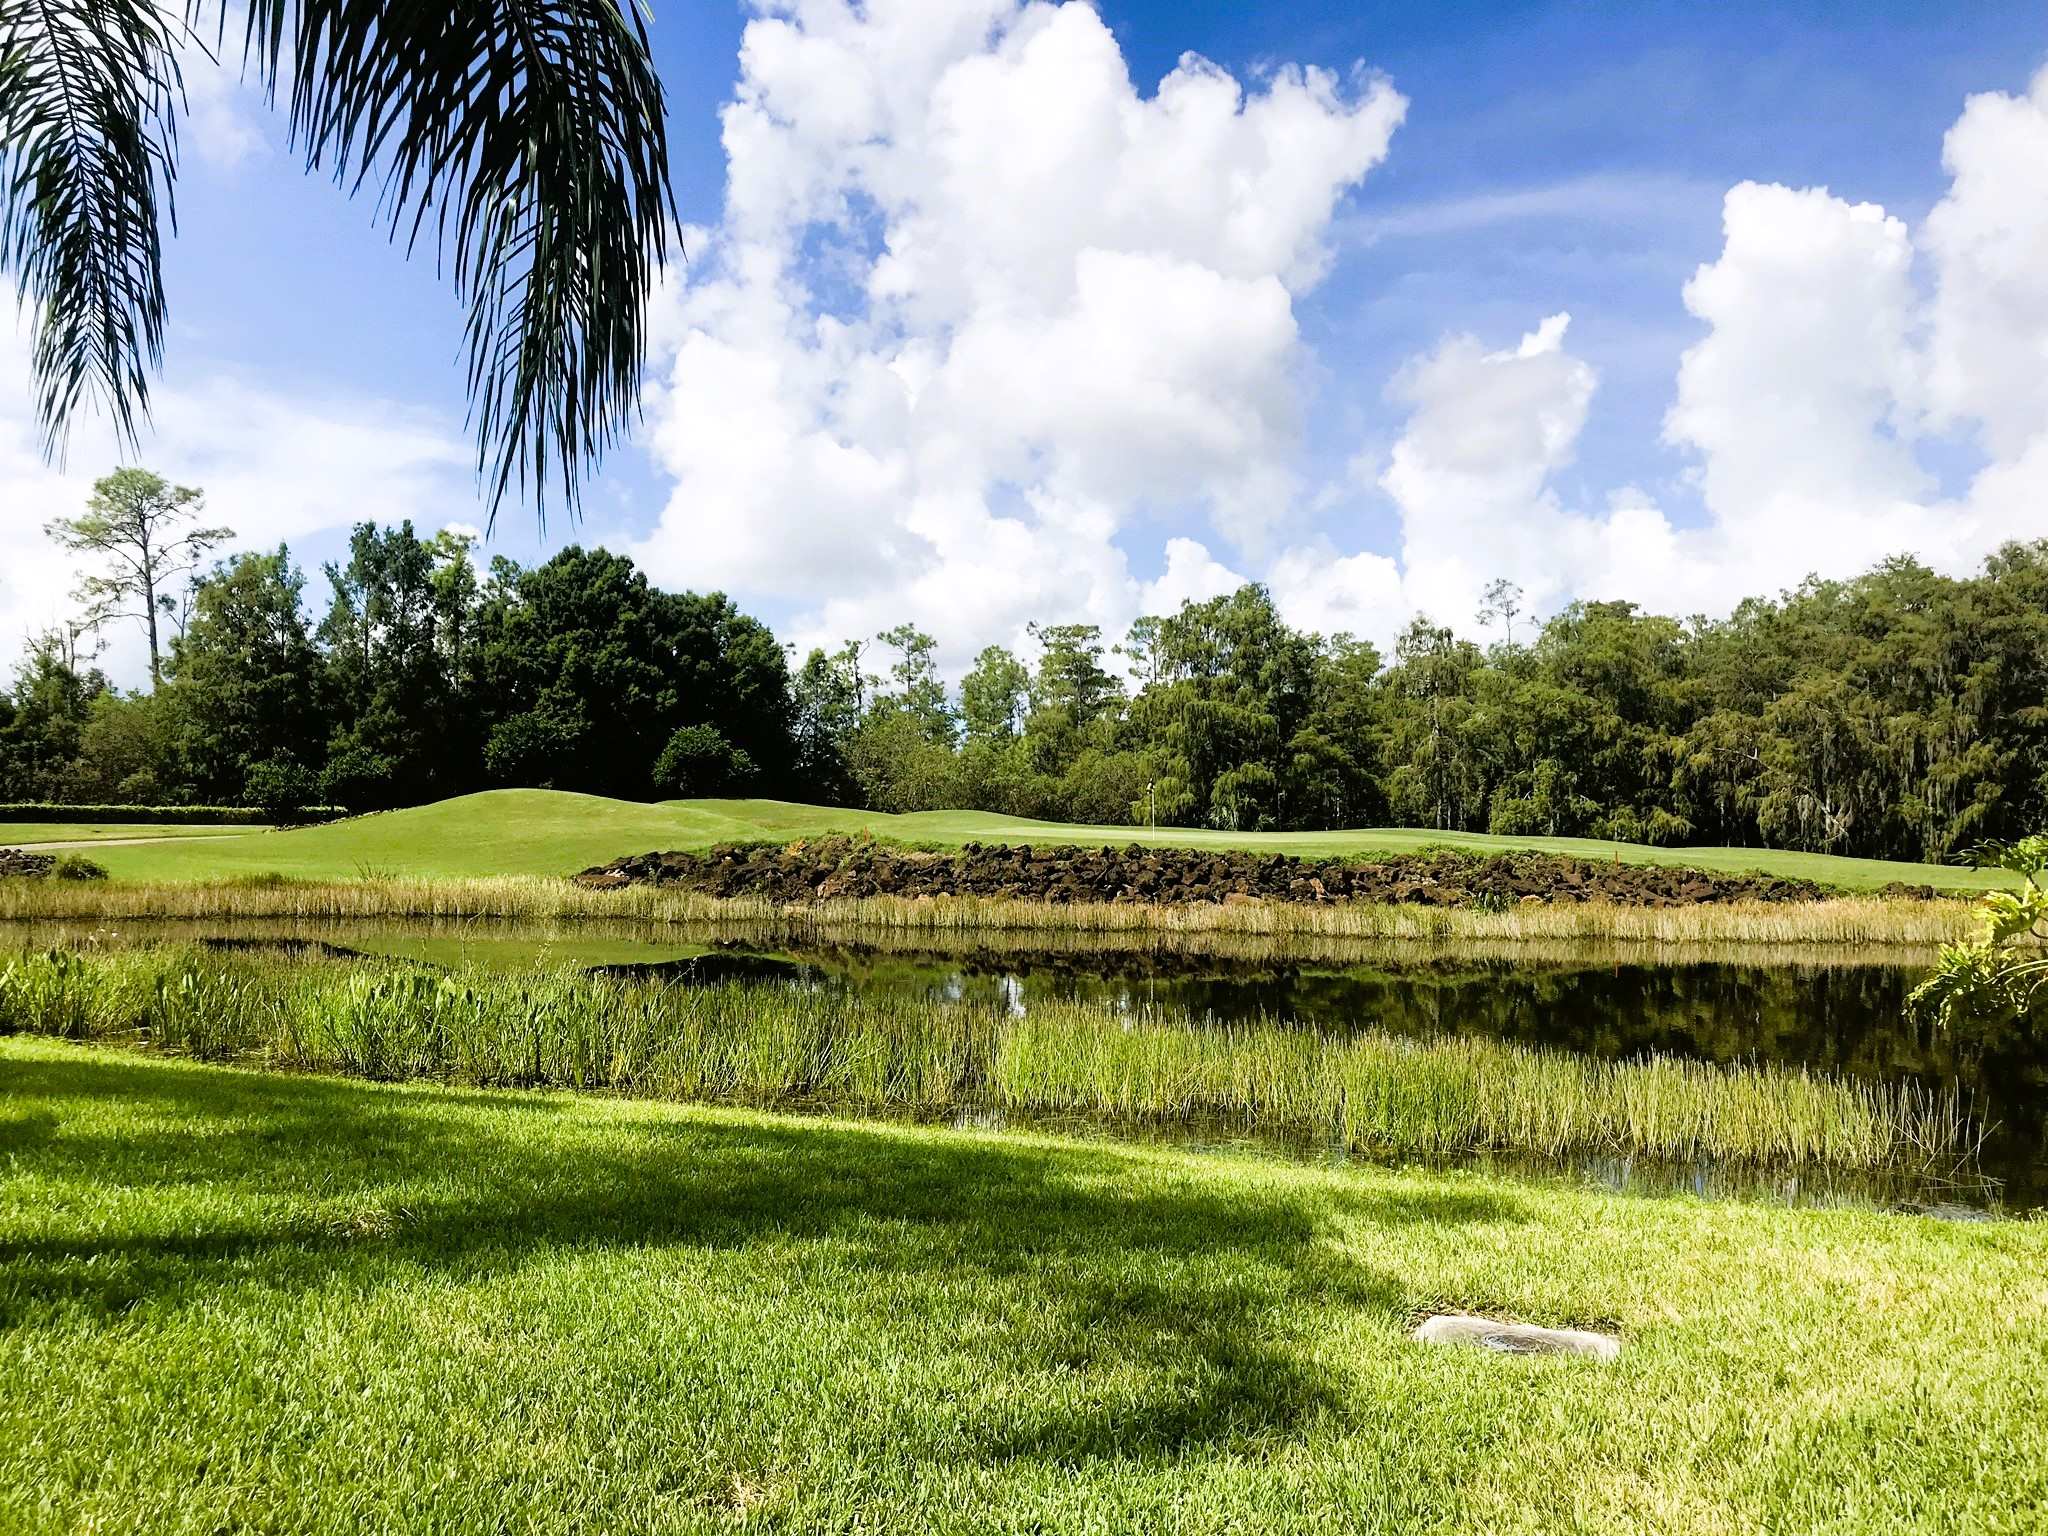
[0,946,1974,1174]
[990,1011,1971,1170]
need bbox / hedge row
[0,804,349,826]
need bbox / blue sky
[7,0,2048,681]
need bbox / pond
[7,915,2041,1215]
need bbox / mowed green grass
[0,823,257,845]
[70,789,2008,891]
[2,1037,2043,1535]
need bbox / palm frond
[0,0,182,454]
[231,0,678,526]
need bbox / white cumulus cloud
[1343,67,2048,637]
[632,0,1405,668]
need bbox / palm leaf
[0,0,182,454]
[0,0,677,525]
[230,0,679,525]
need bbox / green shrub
[114,771,163,804]
[243,759,321,824]
[51,856,108,882]
[653,724,755,796]
[320,742,399,812]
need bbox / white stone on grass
[1412,1313,1620,1361]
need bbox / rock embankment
[0,849,56,879]
[572,836,1893,908]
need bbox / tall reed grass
[0,946,1973,1174]
[0,875,1981,945]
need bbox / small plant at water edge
[1910,835,2048,1043]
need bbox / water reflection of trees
[874,957,2046,1205]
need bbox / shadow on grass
[1,1046,1530,1461]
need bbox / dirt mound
[574,836,1872,908]
[0,849,55,879]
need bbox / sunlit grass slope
[2,1037,2043,1534]
[70,789,2005,891]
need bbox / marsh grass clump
[0,948,105,1038]
[0,946,1974,1176]
[989,1011,1970,1171]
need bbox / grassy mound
[49,789,2010,892]
[2,1037,2043,1533]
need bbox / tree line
[5,470,2046,862]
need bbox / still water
[9,916,2040,1213]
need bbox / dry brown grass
[0,873,1983,945]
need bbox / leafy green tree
[480,695,590,791]
[470,547,795,798]
[1028,624,1121,730]
[960,645,1030,745]
[873,625,955,745]
[1377,618,1484,831]
[1751,675,1883,852]
[789,646,864,805]
[1487,758,1599,839]
[2,0,677,521]
[319,521,446,808]
[1019,624,1123,788]
[1287,634,1383,829]
[670,591,795,782]
[847,709,960,813]
[1055,748,1149,826]
[1123,587,1312,829]
[1476,577,1525,649]
[163,548,325,801]
[1492,601,1689,841]
[71,688,183,802]
[1115,615,1168,691]
[43,468,228,686]
[954,643,1038,815]
[0,627,107,798]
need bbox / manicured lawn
[69,789,2007,892]
[2,1037,2043,1533]
[0,823,258,845]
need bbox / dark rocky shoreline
[574,836,1932,908]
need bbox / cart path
[0,832,257,850]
